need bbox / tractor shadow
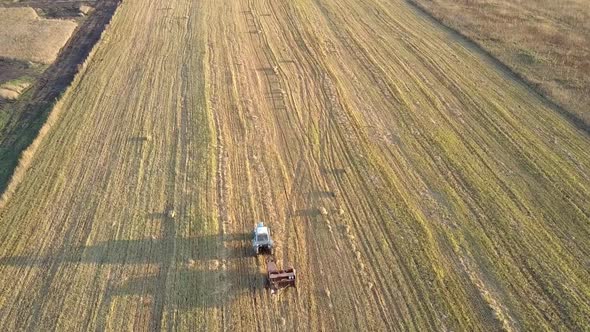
[0,232,252,266]
[0,207,251,266]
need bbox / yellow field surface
[0,0,588,330]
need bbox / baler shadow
[110,268,264,309]
[92,256,264,329]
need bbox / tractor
[252,222,273,255]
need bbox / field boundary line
[405,0,590,136]
[0,1,123,211]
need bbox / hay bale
[0,81,31,100]
[2,82,30,93]
[0,88,19,100]
[79,5,93,15]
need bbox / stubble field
[0,0,588,330]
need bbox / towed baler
[266,256,296,293]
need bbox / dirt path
[0,0,588,330]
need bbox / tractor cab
[252,222,273,255]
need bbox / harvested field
[410,0,590,125]
[0,7,77,64]
[0,0,589,330]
